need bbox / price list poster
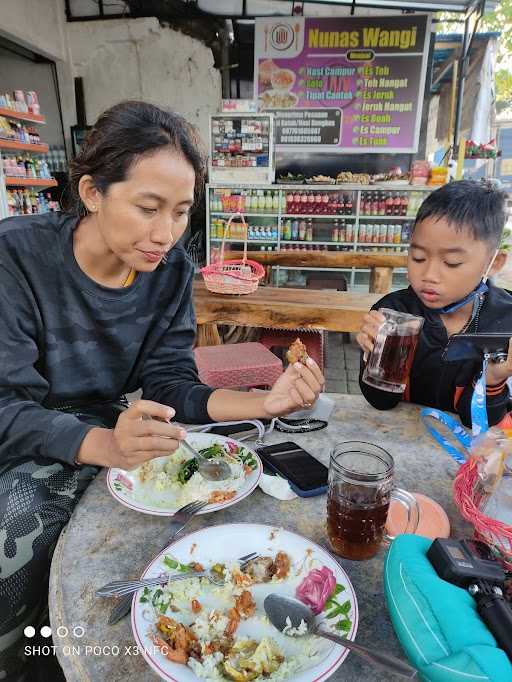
[254,14,431,153]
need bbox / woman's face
[92,148,196,271]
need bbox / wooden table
[193,280,380,345]
[49,395,468,682]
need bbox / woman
[0,101,323,680]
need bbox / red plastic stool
[258,328,324,371]
[194,342,283,389]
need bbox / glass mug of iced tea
[327,442,419,560]
[362,308,424,393]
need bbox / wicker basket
[201,212,265,295]
[453,457,512,570]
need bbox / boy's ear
[489,250,508,277]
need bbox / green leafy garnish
[177,458,198,484]
[336,618,352,633]
[323,583,352,632]
[163,555,194,573]
[139,586,151,603]
[236,450,258,469]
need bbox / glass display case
[208,113,275,185]
[206,183,431,291]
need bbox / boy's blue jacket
[359,284,512,427]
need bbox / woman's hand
[76,400,186,470]
[263,357,324,417]
[356,310,386,360]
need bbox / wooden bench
[193,280,380,346]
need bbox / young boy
[357,180,512,427]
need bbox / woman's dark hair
[64,100,206,214]
[414,179,507,250]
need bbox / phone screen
[256,441,328,492]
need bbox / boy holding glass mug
[357,180,512,428]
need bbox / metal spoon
[180,439,231,482]
[142,414,231,481]
[264,594,417,679]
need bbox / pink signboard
[254,14,431,153]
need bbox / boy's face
[408,216,494,309]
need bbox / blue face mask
[430,280,488,314]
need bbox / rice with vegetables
[133,441,257,508]
[138,549,354,681]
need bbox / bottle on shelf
[393,192,401,217]
[385,192,394,216]
[378,192,386,216]
[306,219,313,241]
[298,219,306,241]
[400,193,409,217]
[332,219,339,242]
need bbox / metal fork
[99,551,258,597]
[98,499,207,599]
[106,551,258,625]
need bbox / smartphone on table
[255,441,328,497]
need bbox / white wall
[67,17,221,143]
[0,0,68,61]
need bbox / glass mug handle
[367,320,394,375]
[384,488,419,543]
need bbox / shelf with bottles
[359,189,425,219]
[209,187,282,214]
[357,220,412,246]
[283,189,356,216]
[281,216,356,244]
[6,188,60,216]
[210,215,278,242]
[2,153,53,180]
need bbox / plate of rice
[107,433,262,516]
[131,523,358,682]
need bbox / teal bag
[384,535,512,681]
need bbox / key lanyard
[421,354,489,464]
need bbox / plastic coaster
[386,492,451,540]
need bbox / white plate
[107,433,262,516]
[131,523,359,682]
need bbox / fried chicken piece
[273,551,291,580]
[286,338,308,365]
[154,615,200,665]
[225,607,241,636]
[235,590,256,619]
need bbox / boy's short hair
[414,179,507,250]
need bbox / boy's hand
[356,310,386,360]
[486,338,512,387]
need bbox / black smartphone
[255,441,328,497]
[443,333,511,363]
[207,421,269,440]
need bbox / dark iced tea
[327,491,390,560]
[373,332,419,384]
[363,309,423,393]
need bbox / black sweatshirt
[0,212,214,467]
[359,285,512,427]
